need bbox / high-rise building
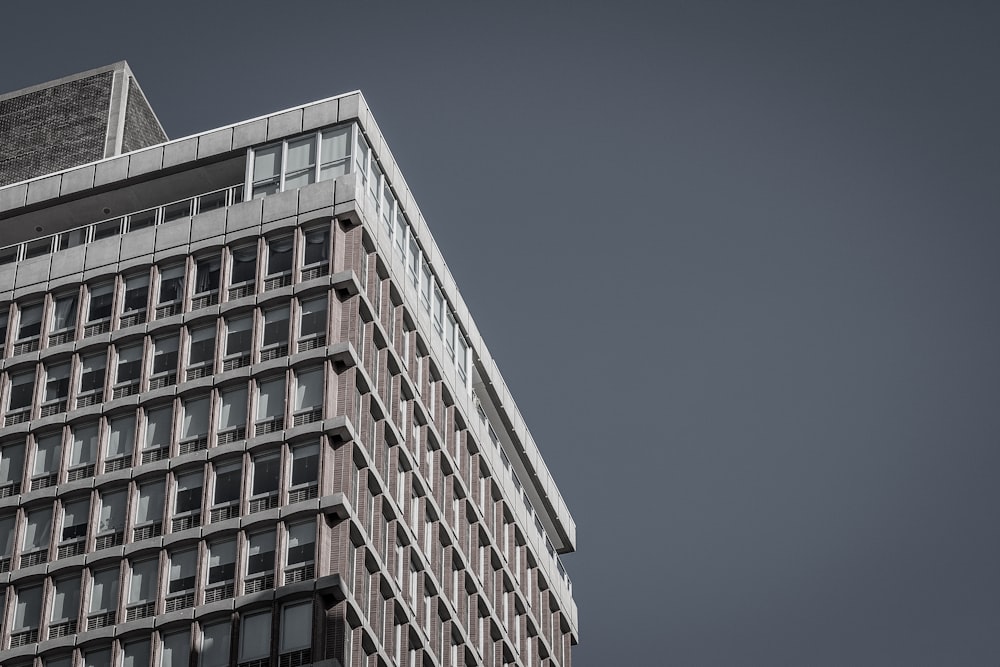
[0,64,577,667]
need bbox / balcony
[87,611,116,630]
[125,601,155,621]
[47,619,78,639]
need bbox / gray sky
[3,1,1000,664]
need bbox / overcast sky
[3,1,1000,664]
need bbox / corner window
[174,470,203,516]
[187,325,216,377]
[97,489,127,538]
[320,126,351,180]
[61,498,90,543]
[298,296,327,347]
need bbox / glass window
[320,125,351,180]
[188,325,215,367]
[122,637,151,667]
[130,207,158,229]
[421,262,432,307]
[13,584,42,630]
[202,621,231,667]
[208,538,236,584]
[219,386,248,431]
[0,513,15,558]
[280,601,312,651]
[18,302,43,338]
[198,189,227,213]
[23,506,52,552]
[117,343,144,383]
[59,227,88,250]
[123,273,150,313]
[129,558,158,603]
[303,226,329,266]
[256,377,285,422]
[98,489,127,534]
[80,352,106,394]
[175,470,203,515]
[0,441,25,491]
[181,396,209,441]
[239,611,271,661]
[195,256,221,294]
[225,315,253,356]
[285,135,317,189]
[394,215,406,256]
[33,433,61,479]
[52,293,78,332]
[90,567,119,614]
[446,313,457,358]
[136,481,165,527]
[214,462,241,505]
[152,335,179,376]
[263,305,289,348]
[299,296,327,338]
[291,443,318,487]
[159,265,185,304]
[294,368,323,412]
[88,284,114,322]
[85,648,113,667]
[70,423,99,469]
[145,405,173,450]
[252,453,280,496]
[108,414,136,461]
[433,287,444,333]
[8,369,35,410]
[161,630,191,667]
[231,244,258,285]
[246,530,276,576]
[169,548,197,593]
[0,306,7,350]
[163,200,192,223]
[252,144,282,198]
[62,498,90,541]
[51,576,80,622]
[267,237,293,276]
[44,360,71,402]
[286,521,314,566]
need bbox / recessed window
[303,226,329,268]
[195,255,221,294]
[175,470,203,515]
[208,538,236,585]
[123,273,150,314]
[51,293,78,334]
[202,620,232,667]
[230,244,257,286]
[158,264,185,305]
[240,611,272,662]
[8,369,36,411]
[79,351,107,398]
[320,126,351,180]
[169,548,197,593]
[252,144,282,198]
[17,302,43,339]
[285,135,317,189]
[61,498,90,541]
[87,283,114,322]
[280,601,312,654]
[214,461,242,506]
[299,296,327,340]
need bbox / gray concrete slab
[94,156,129,187]
[127,146,163,178]
[190,207,227,243]
[120,226,157,261]
[49,245,86,279]
[25,175,62,205]
[262,189,299,223]
[267,109,303,140]
[338,94,360,121]
[226,199,263,233]
[233,119,267,150]
[14,254,51,288]
[303,99,339,131]
[0,183,28,213]
[298,180,336,214]
[154,219,191,252]
[197,128,234,159]
[60,165,96,196]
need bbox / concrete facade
[0,68,576,667]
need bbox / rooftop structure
[0,64,577,667]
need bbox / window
[219,385,248,441]
[293,367,323,423]
[195,255,221,295]
[286,521,315,568]
[214,461,242,506]
[69,422,98,479]
[0,306,7,354]
[290,443,318,495]
[17,301,42,341]
[128,558,159,613]
[122,637,152,667]
[180,396,209,451]
[174,470,203,518]
[116,342,144,392]
[89,566,119,624]
[122,273,149,324]
[106,414,136,470]
[50,292,78,343]
[246,529,276,579]
[161,630,191,667]
[446,313,456,360]
[458,335,470,385]
[421,262,432,309]
[266,237,293,283]
[22,505,52,562]
[408,237,420,289]
[87,283,114,325]
[97,489,127,540]
[255,376,285,433]
[152,334,179,382]
[144,405,173,461]
[303,226,330,269]
[8,369,35,413]
[285,135,317,189]
[224,314,253,369]
[239,611,272,663]
[208,538,237,585]
[169,548,197,593]
[50,576,80,632]
[202,621,231,667]
[135,480,165,538]
[187,325,215,378]
[79,351,107,402]
[433,287,444,334]
[12,584,42,643]
[252,143,282,198]
[0,440,24,495]
[298,295,327,348]
[250,452,280,510]
[61,497,90,544]
[32,433,61,489]
[85,648,113,667]
[43,360,71,409]
[394,214,406,257]
[230,244,258,289]
[262,305,290,356]
[158,264,185,310]
[320,125,351,180]
[280,601,312,657]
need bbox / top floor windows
[250,125,353,199]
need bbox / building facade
[0,67,578,667]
